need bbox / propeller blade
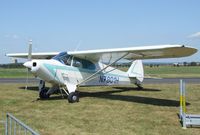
[28,40,32,61]
[25,40,33,90]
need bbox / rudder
[127,60,144,83]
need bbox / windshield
[52,52,96,70]
[52,52,72,65]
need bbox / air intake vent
[33,62,37,67]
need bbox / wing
[68,44,197,62]
[6,44,197,61]
[6,52,59,59]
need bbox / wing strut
[77,52,129,86]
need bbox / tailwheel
[39,88,50,99]
[68,92,79,103]
[137,85,143,90]
[135,83,143,90]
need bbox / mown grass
[0,83,200,135]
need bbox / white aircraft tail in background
[6,44,197,103]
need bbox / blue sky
[0,0,200,63]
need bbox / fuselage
[25,59,135,87]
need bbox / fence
[179,80,200,129]
[3,113,40,135]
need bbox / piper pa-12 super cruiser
[6,42,197,103]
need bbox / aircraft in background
[6,43,197,103]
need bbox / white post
[179,80,183,119]
[182,80,187,129]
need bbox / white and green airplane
[6,43,197,103]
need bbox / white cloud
[12,34,19,39]
[4,34,19,39]
[188,32,200,39]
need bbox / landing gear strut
[38,80,49,99]
[62,83,79,103]
[68,92,79,103]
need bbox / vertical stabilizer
[127,60,144,82]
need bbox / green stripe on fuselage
[43,63,128,79]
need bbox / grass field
[1,66,200,78]
[144,66,200,78]
[0,83,200,135]
[0,68,28,78]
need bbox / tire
[68,92,79,103]
[138,85,143,90]
[39,88,50,99]
[135,83,143,90]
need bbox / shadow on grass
[19,86,190,107]
[113,87,161,92]
[79,89,190,107]
[19,86,160,92]
[36,95,67,101]
[19,86,50,91]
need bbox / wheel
[68,92,79,103]
[39,88,50,99]
[135,83,143,90]
[137,85,143,90]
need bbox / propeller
[25,40,32,90]
[28,40,32,61]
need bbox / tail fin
[127,60,144,82]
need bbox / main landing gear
[62,87,79,103]
[38,80,79,103]
[38,80,50,99]
[39,88,50,99]
[67,92,79,103]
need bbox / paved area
[0,78,199,84]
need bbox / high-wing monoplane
[6,43,197,103]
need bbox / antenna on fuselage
[74,40,82,51]
[71,40,82,66]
